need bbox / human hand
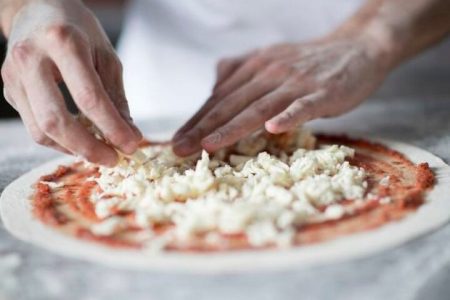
[173,33,391,156]
[1,0,141,166]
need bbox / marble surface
[0,94,450,300]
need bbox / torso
[118,0,450,120]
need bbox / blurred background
[0,0,449,119]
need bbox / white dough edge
[1,134,450,274]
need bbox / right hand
[1,0,142,166]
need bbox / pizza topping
[324,204,345,220]
[379,197,392,205]
[88,128,369,249]
[380,175,390,186]
[91,216,125,236]
[39,181,65,190]
[30,130,436,252]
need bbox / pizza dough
[1,134,450,273]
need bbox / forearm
[0,0,105,38]
[333,0,450,70]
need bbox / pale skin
[0,0,141,166]
[0,0,449,164]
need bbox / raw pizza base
[1,135,450,273]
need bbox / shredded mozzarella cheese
[89,129,368,249]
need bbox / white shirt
[117,0,450,120]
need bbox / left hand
[172,33,391,156]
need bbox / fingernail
[120,139,140,155]
[202,132,222,145]
[264,121,278,134]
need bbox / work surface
[1,94,450,300]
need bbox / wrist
[329,18,402,74]
[360,19,403,72]
[1,0,87,38]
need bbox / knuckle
[45,24,88,51]
[247,54,268,69]
[30,129,50,146]
[10,40,34,65]
[252,101,269,116]
[76,88,101,112]
[45,24,78,43]
[39,114,63,134]
[33,134,50,146]
[1,63,14,84]
[265,62,290,77]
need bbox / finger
[213,55,250,90]
[6,81,72,154]
[173,79,274,147]
[22,58,119,166]
[213,54,267,99]
[173,55,253,140]
[2,53,72,154]
[95,48,142,139]
[172,68,286,155]
[265,90,326,134]
[198,86,302,154]
[2,61,18,110]
[3,87,17,110]
[45,28,140,154]
[43,140,73,154]
[172,95,219,141]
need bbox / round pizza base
[1,136,450,274]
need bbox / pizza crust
[1,135,450,273]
